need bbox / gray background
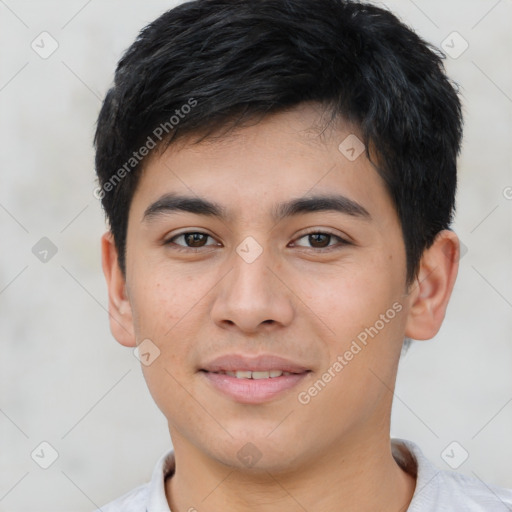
[0,1,511,511]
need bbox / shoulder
[392,438,512,511]
[93,483,149,512]
[93,449,175,512]
[435,470,512,510]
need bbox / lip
[200,354,311,404]
[201,371,309,404]
[200,353,310,373]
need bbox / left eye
[166,232,218,248]
[292,232,346,249]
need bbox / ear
[404,229,460,340]
[101,231,136,347]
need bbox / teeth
[214,370,294,379]
[252,371,273,379]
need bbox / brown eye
[293,231,348,250]
[165,232,218,249]
[183,233,208,247]
[307,233,331,248]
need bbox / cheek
[130,266,200,335]
[129,264,218,375]
[299,261,399,338]
[130,271,200,416]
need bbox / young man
[93,0,512,510]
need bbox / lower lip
[201,371,309,404]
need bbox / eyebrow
[142,193,371,223]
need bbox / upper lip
[201,354,310,374]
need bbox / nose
[210,246,295,334]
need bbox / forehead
[129,103,395,228]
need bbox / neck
[165,427,416,512]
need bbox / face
[116,103,415,471]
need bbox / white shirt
[96,438,512,511]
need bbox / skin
[102,102,460,512]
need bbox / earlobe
[404,230,460,341]
[101,231,136,347]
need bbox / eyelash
[164,229,350,253]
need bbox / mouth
[200,367,311,404]
[199,353,312,403]
[200,353,310,374]
[201,369,303,379]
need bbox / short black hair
[94,0,463,284]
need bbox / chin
[209,435,305,473]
